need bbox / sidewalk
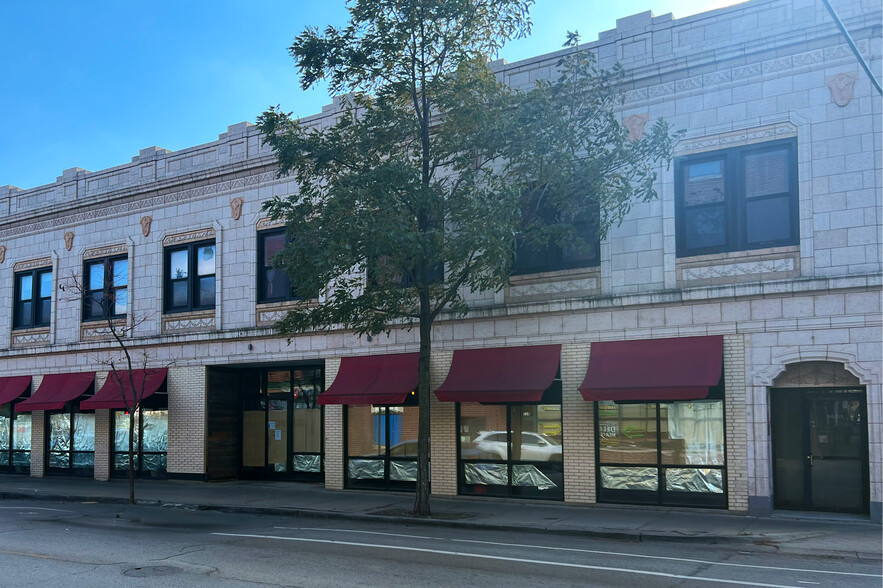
[1,475,880,560]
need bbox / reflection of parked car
[473,431,562,461]
[389,440,417,457]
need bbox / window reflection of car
[473,431,562,461]
[389,440,417,457]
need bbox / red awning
[80,368,168,410]
[15,372,95,412]
[434,344,561,403]
[319,353,418,405]
[0,376,31,408]
[579,336,723,401]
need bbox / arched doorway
[770,362,869,514]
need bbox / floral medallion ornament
[141,216,153,237]
[623,113,649,141]
[826,72,858,107]
[0,245,6,264]
[230,197,244,221]
[64,231,75,251]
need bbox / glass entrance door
[240,366,324,480]
[771,389,868,513]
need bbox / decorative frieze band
[163,315,216,332]
[12,330,50,346]
[84,244,127,260]
[675,122,797,156]
[13,257,52,272]
[163,228,216,246]
[257,217,286,231]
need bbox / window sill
[675,245,800,287]
[80,319,127,342]
[161,309,216,334]
[505,266,601,304]
[256,299,318,327]
[11,326,50,347]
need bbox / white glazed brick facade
[0,0,879,518]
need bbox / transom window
[14,268,52,329]
[83,256,128,321]
[258,229,297,303]
[164,240,215,312]
[675,138,798,257]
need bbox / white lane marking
[448,537,882,579]
[274,527,434,540]
[211,532,801,588]
[0,506,74,512]
[271,527,881,579]
[797,582,820,585]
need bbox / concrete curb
[4,491,880,561]
[0,490,801,546]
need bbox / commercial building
[0,0,880,520]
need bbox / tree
[61,267,168,505]
[257,0,680,516]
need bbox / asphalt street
[0,500,880,587]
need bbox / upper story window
[257,229,297,304]
[513,210,600,276]
[83,256,128,321]
[164,241,215,313]
[14,268,52,329]
[675,138,798,257]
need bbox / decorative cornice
[675,122,798,156]
[257,217,286,231]
[13,257,51,272]
[0,170,280,240]
[84,244,127,260]
[163,228,215,247]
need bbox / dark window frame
[83,255,128,322]
[675,138,799,258]
[163,240,216,313]
[112,398,169,479]
[594,399,728,509]
[257,229,298,304]
[344,398,419,492]
[0,400,31,474]
[512,209,601,276]
[45,400,96,477]
[13,267,52,329]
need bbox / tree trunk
[128,410,136,504]
[413,296,433,516]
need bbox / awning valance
[80,368,168,411]
[0,376,31,408]
[15,372,95,412]
[434,344,561,403]
[579,336,723,402]
[319,353,418,405]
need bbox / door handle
[806,453,813,467]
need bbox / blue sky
[0,1,739,190]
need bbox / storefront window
[240,366,324,479]
[458,402,563,500]
[114,409,168,475]
[48,411,94,474]
[346,404,420,490]
[597,400,726,507]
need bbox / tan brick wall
[92,372,110,481]
[562,344,594,503]
[93,409,111,481]
[28,375,44,478]
[30,409,45,478]
[430,351,455,496]
[724,334,748,512]
[167,366,207,475]
[323,358,343,489]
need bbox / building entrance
[771,388,869,514]
[240,366,324,481]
